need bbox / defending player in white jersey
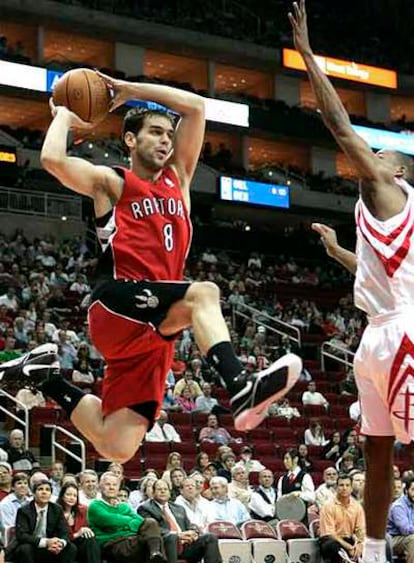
[289,3,414,563]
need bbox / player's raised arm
[311,223,357,275]
[97,73,205,203]
[41,100,122,203]
[288,1,406,219]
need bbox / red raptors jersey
[95,166,192,281]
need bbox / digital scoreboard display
[219,176,290,209]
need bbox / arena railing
[0,187,82,220]
[231,302,302,347]
[46,424,86,472]
[320,341,355,372]
[0,389,29,449]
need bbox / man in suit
[9,479,77,563]
[138,479,222,563]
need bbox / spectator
[191,452,210,475]
[298,444,314,472]
[176,386,196,414]
[388,476,414,563]
[0,288,19,311]
[118,486,130,504]
[88,472,165,563]
[78,470,100,507]
[129,477,158,512]
[199,414,234,445]
[315,467,338,510]
[57,483,100,563]
[194,383,220,414]
[170,469,186,502]
[277,448,315,505]
[268,398,301,420]
[145,410,182,443]
[175,477,213,531]
[107,462,124,486]
[234,446,265,474]
[0,472,31,527]
[339,430,363,463]
[15,387,46,411]
[228,466,253,509]
[161,453,184,487]
[173,371,202,399]
[304,419,329,447]
[138,479,222,563]
[319,474,365,563]
[49,462,64,497]
[249,469,278,522]
[217,452,237,482]
[56,331,77,370]
[208,476,250,526]
[392,477,404,502]
[337,453,356,475]
[302,381,329,410]
[6,429,39,472]
[9,479,77,563]
[351,471,365,505]
[322,431,343,463]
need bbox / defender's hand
[311,223,340,258]
[288,0,312,56]
[95,71,131,112]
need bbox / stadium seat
[241,520,287,563]
[207,521,251,563]
[168,412,192,426]
[276,519,320,563]
[143,442,170,456]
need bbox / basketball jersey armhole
[358,180,413,231]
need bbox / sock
[41,376,86,417]
[206,341,244,394]
[363,537,386,563]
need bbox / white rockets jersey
[354,177,414,317]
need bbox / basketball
[53,68,111,123]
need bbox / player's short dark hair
[122,107,176,139]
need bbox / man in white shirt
[0,472,31,527]
[315,467,338,510]
[78,470,101,506]
[302,381,329,409]
[175,477,212,531]
[249,469,278,522]
[194,383,219,414]
[0,289,18,312]
[145,410,181,443]
[208,476,250,526]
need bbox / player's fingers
[311,222,324,233]
[293,2,300,20]
[300,0,306,17]
[288,13,297,28]
[95,70,114,84]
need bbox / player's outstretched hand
[288,0,312,56]
[95,71,130,112]
[311,223,339,258]
[49,98,93,131]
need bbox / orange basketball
[53,68,111,123]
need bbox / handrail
[0,389,29,449]
[46,425,86,472]
[0,186,82,220]
[320,341,355,372]
[231,302,302,347]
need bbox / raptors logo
[389,334,414,433]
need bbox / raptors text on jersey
[95,166,192,282]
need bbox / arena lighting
[0,62,249,128]
[353,125,414,156]
[283,48,397,89]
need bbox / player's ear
[395,164,406,178]
[124,131,136,150]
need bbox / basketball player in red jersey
[290,3,414,563]
[0,76,302,462]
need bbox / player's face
[375,150,404,177]
[133,115,174,171]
